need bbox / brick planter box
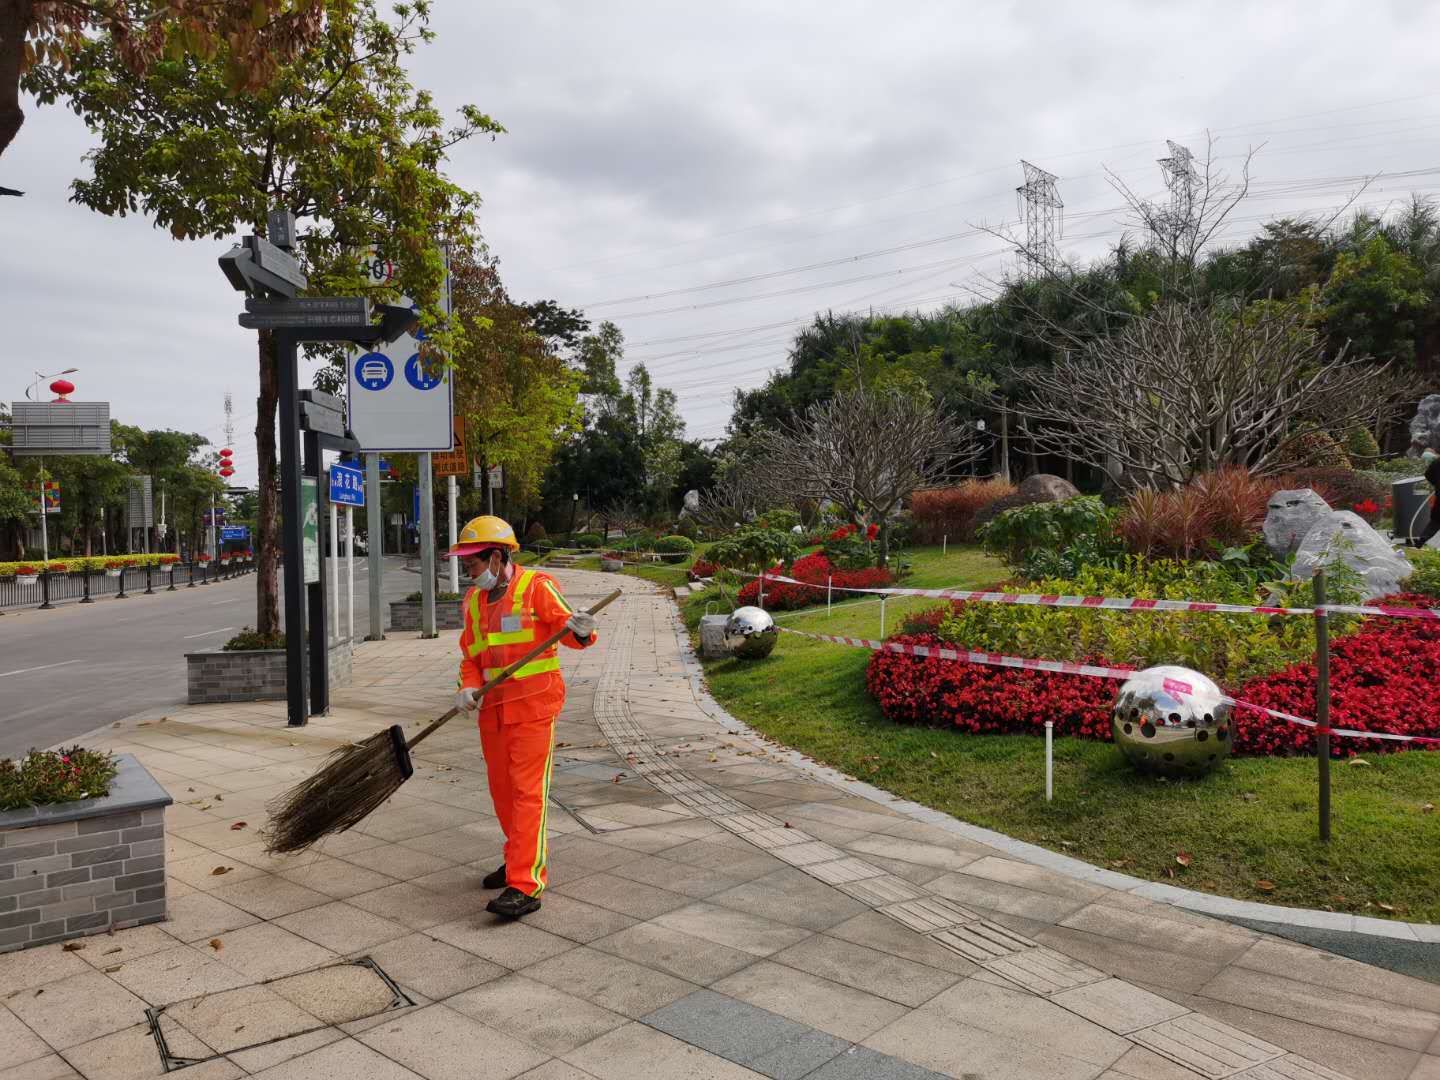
[389,599,466,631]
[185,638,353,704]
[0,754,171,954]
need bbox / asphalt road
[0,556,427,758]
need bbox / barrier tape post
[1315,570,1332,844]
[943,534,947,556]
[1045,721,1053,802]
[758,571,765,612]
[827,575,832,615]
[880,595,886,639]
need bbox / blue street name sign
[220,526,250,542]
[329,463,365,507]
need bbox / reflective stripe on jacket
[457,566,594,722]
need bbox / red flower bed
[866,634,1118,740]
[1231,594,1440,757]
[689,559,719,581]
[736,553,894,610]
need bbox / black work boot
[486,887,542,919]
[481,864,507,890]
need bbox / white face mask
[473,567,498,590]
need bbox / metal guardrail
[0,560,256,610]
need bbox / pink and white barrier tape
[777,626,1440,746]
[745,572,1440,621]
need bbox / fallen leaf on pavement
[210,866,232,876]
[229,822,247,831]
[1255,880,1275,893]
[209,939,223,951]
[103,947,121,955]
[62,942,85,952]
[783,821,792,829]
[104,965,122,973]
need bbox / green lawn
[687,543,1440,923]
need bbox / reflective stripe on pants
[478,710,556,897]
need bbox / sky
[5,0,1440,487]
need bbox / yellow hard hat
[448,515,519,557]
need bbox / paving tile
[706,868,869,932]
[0,1005,51,1071]
[772,933,962,1009]
[512,1062,603,1080]
[844,835,985,874]
[1407,1054,1440,1080]
[590,922,756,984]
[710,960,908,1044]
[1131,1013,1286,1078]
[204,921,339,980]
[447,975,628,1054]
[1054,978,1192,1035]
[833,874,927,906]
[341,843,461,878]
[74,925,179,969]
[604,853,749,900]
[246,1036,426,1079]
[1036,924,1226,995]
[927,870,1090,925]
[161,983,320,1055]
[61,1019,234,1080]
[267,961,409,1026]
[823,911,981,977]
[367,933,508,999]
[880,896,978,933]
[275,855,401,900]
[651,901,814,958]
[356,1002,549,1080]
[797,1045,951,1080]
[1233,938,1440,1015]
[273,900,412,955]
[984,945,1108,996]
[642,989,846,1079]
[1232,1054,1354,1079]
[344,882,482,931]
[104,943,251,1007]
[1060,902,1257,964]
[225,1029,345,1074]
[521,946,697,1019]
[929,918,1035,963]
[1103,1044,1214,1079]
[562,1021,769,1079]
[955,854,1114,902]
[926,974,1130,1067]
[0,1053,83,1079]
[515,892,639,945]
[207,875,331,920]
[549,871,691,921]
[0,942,91,991]
[1200,966,1440,1052]
[6,971,150,1050]
[428,914,577,970]
[863,1010,1107,1080]
[154,890,260,944]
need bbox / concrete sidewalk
[3,570,1440,1080]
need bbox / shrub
[708,528,800,574]
[655,535,696,554]
[866,634,1118,740]
[936,557,1350,686]
[574,533,603,548]
[977,496,1120,571]
[404,591,463,602]
[911,479,1017,544]
[1408,550,1440,599]
[1118,468,1280,560]
[822,525,879,570]
[899,602,965,636]
[736,552,894,610]
[1343,425,1381,465]
[0,748,118,810]
[675,517,700,540]
[224,627,285,651]
[1280,467,1385,512]
[524,521,547,543]
[757,508,801,532]
[1273,427,1351,470]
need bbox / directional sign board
[346,249,453,452]
[248,235,307,293]
[10,402,111,455]
[220,526,250,542]
[432,417,468,476]
[329,463,365,507]
[240,296,370,331]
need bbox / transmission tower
[1015,160,1063,279]
[1156,140,1199,250]
[223,392,234,449]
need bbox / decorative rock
[1292,510,1413,600]
[1262,488,1332,558]
[1408,393,1440,456]
[1016,473,1080,502]
[678,489,701,520]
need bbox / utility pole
[366,454,383,641]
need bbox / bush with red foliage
[688,559,719,581]
[736,552,893,610]
[1231,594,1440,757]
[911,479,1017,544]
[866,634,1118,740]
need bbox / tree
[3,0,326,161]
[0,405,31,558]
[1007,299,1407,489]
[1319,234,1429,367]
[28,0,498,633]
[759,386,981,565]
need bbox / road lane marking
[0,659,82,678]
[182,627,236,640]
[211,599,242,605]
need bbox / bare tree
[1007,299,1408,490]
[760,387,982,564]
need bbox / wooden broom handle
[405,588,622,751]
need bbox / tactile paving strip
[982,947,1107,995]
[837,875,928,906]
[1233,1056,1352,1080]
[880,896,978,933]
[929,919,1036,963]
[1130,1013,1285,1079]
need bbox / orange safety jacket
[457,567,594,722]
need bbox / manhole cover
[147,957,412,1071]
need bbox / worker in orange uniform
[449,515,596,919]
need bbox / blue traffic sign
[329,463,365,507]
[404,353,444,391]
[355,353,394,391]
[220,526,250,542]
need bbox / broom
[262,588,622,854]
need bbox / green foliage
[1406,549,1440,599]
[976,497,1121,571]
[0,748,118,810]
[654,535,696,554]
[707,528,800,574]
[574,533,603,549]
[757,509,801,532]
[224,627,286,651]
[403,591,463,602]
[937,557,1358,686]
[1320,234,1430,365]
[822,530,875,570]
[1343,426,1382,465]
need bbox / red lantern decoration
[49,379,75,402]
[219,448,233,458]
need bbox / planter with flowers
[0,747,171,954]
[15,564,39,586]
[600,552,625,572]
[104,559,125,578]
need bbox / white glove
[455,688,479,712]
[566,611,597,640]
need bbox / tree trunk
[0,0,31,162]
[255,331,281,634]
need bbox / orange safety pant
[478,709,557,897]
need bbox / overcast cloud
[5,0,1440,484]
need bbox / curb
[666,600,1438,946]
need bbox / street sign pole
[346,505,355,641]
[37,457,48,565]
[329,497,339,640]
[277,330,310,726]
[366,454,383,641]
[447,474,458,593]
[304,428,329,717]
[419,453,437,638]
